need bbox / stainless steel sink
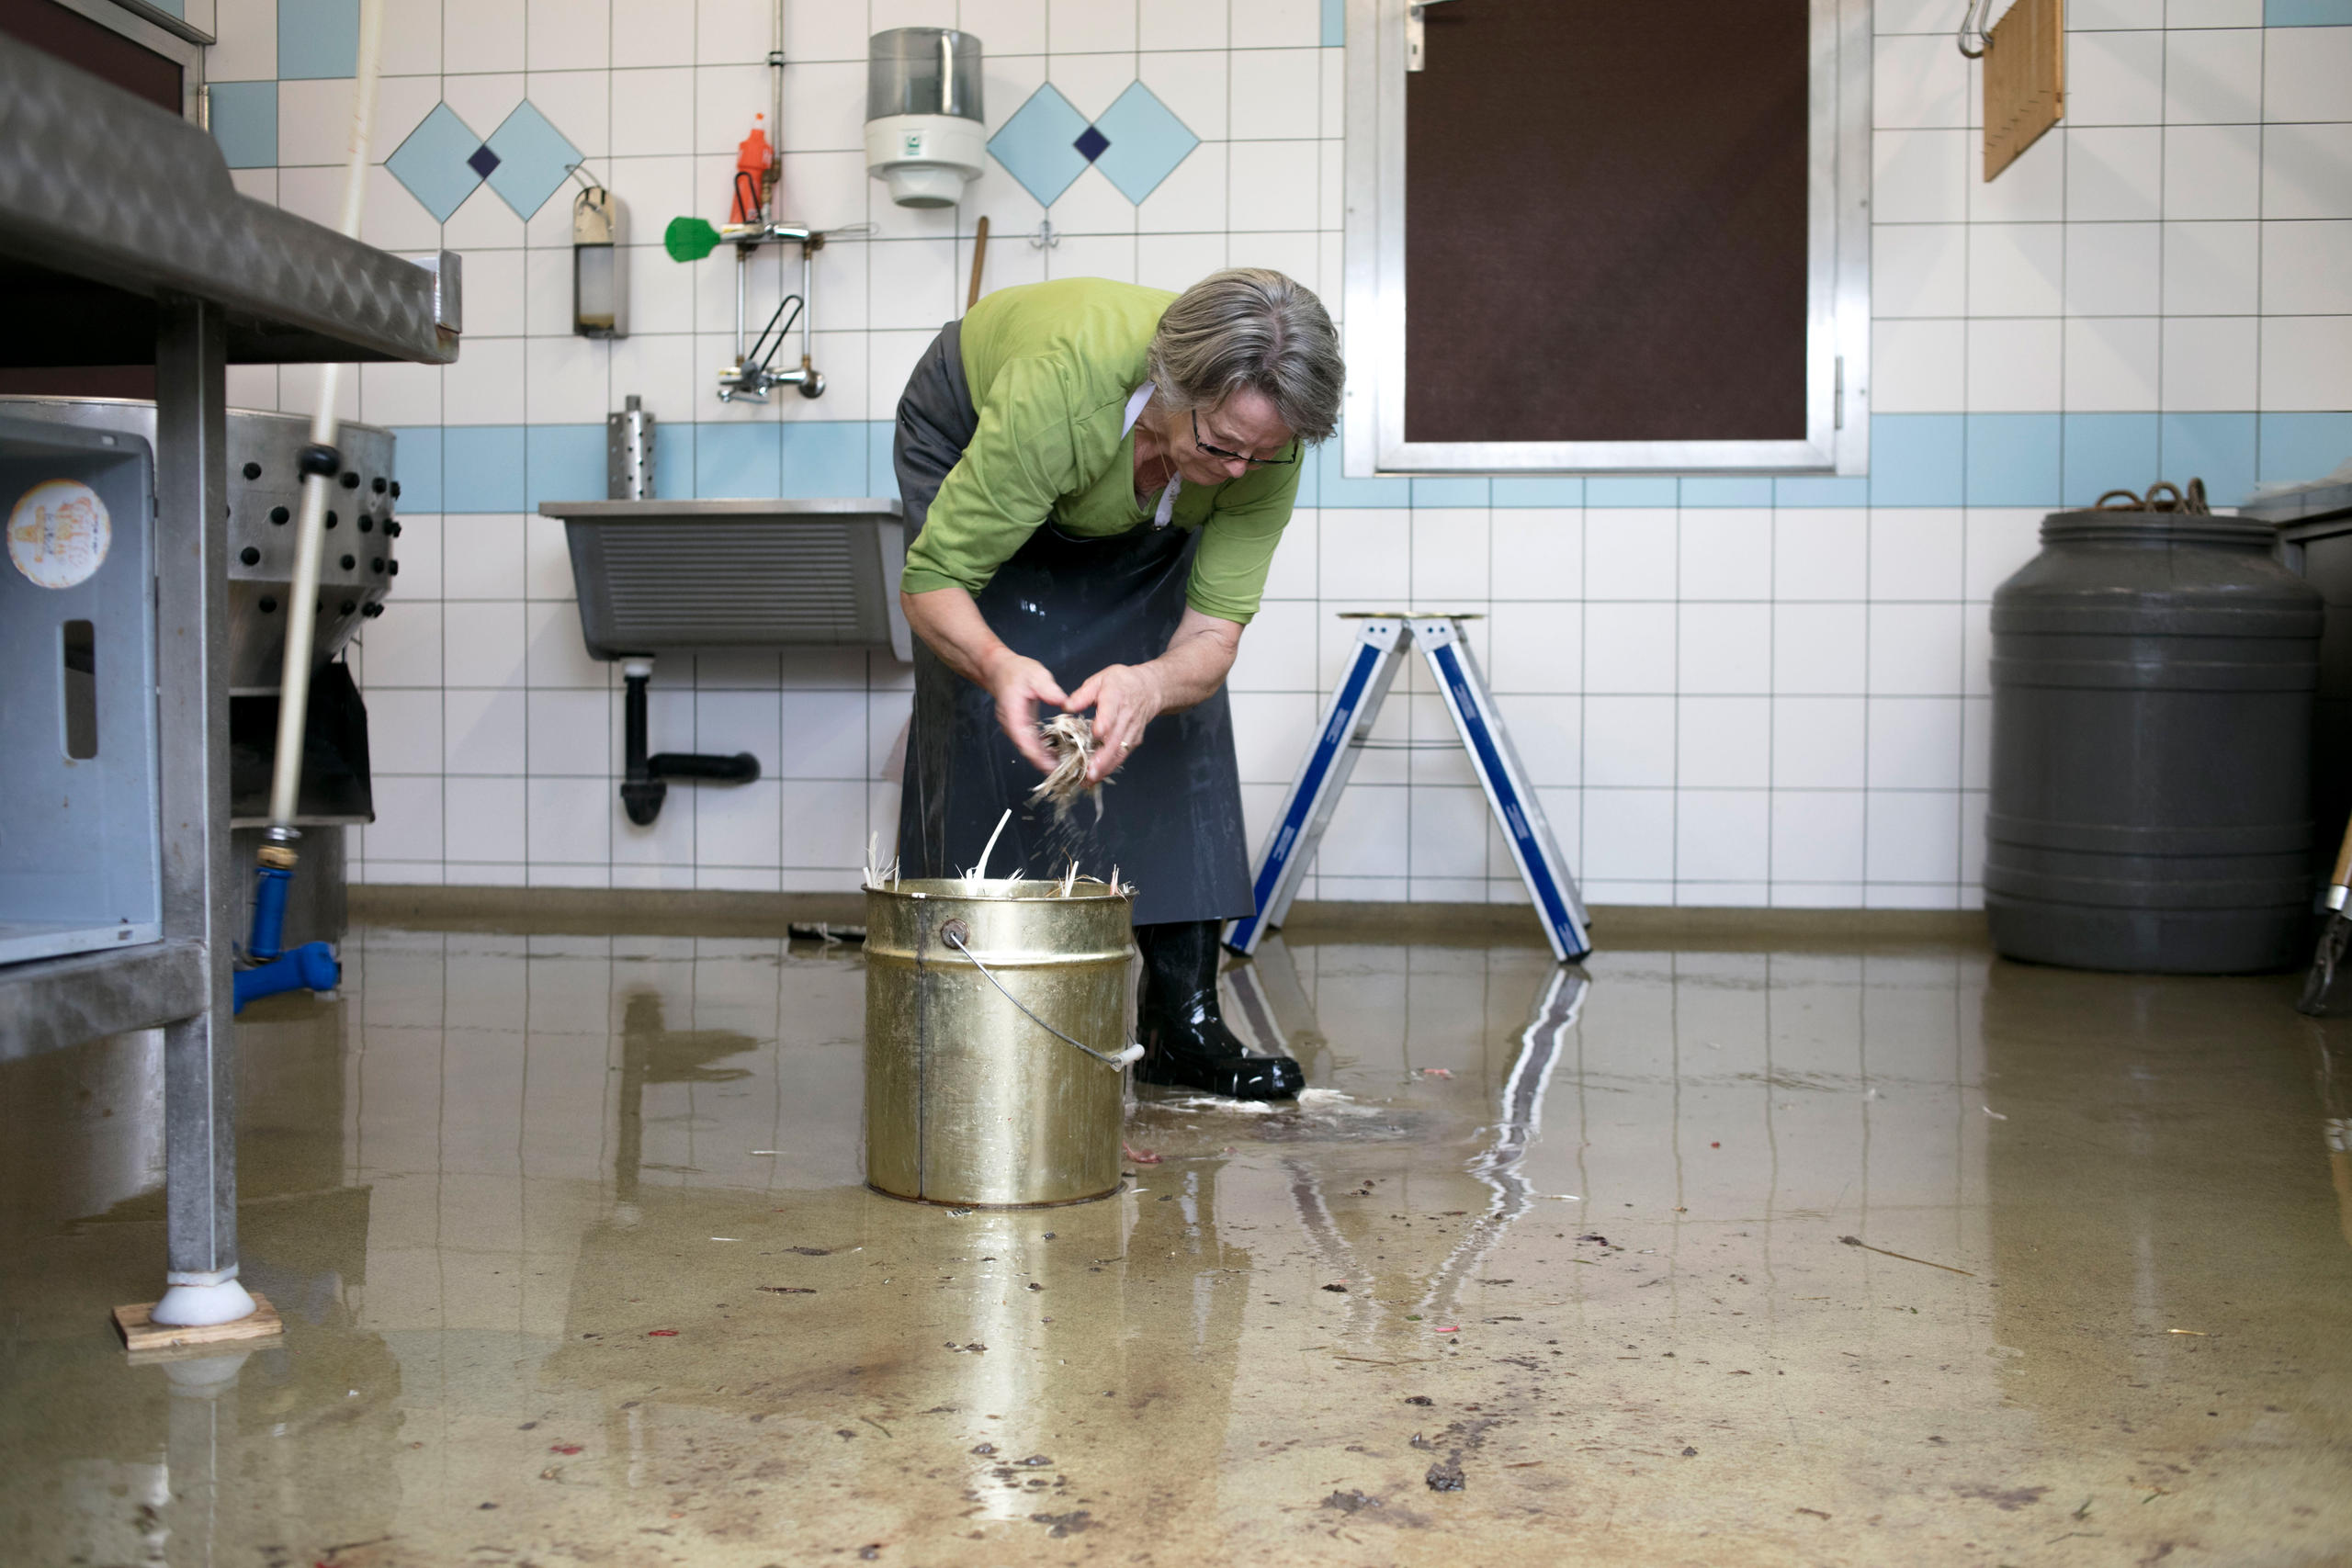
[538,497,910,662]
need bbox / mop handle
[2328,812,2352,911]
[264,0,385,833]
[942,929,1144,1069]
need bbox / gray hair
[1147,268,1344,446]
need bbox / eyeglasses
[1193,410,1298,468]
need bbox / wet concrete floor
[4,926,2350,1566]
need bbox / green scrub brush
[664,216,722,262]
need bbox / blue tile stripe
[396,413,2350,514]
[1492,478,1585,506]
[2258,413,2352,489]
[1588,478,1680,507]
[2162,413,2257,509]
[2265,0,2352,23]
[1411,477,1489,506]
[2060,413,2157,509]
[1964,413,2061,508]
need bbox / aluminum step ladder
[1225,615,1591,963]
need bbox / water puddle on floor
[3,927,2349,1565]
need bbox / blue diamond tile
[987,85,1092,206]
[467,144,503,179]
[481,100,582,220]
[1090,82,1199,204]
[386,103,489,223]
[1073,124,1110,164]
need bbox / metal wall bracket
[1404,0,1459,71]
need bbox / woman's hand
[1064,663,1167,784]
[900,589,1240,784]
[900,587,1069,773]
[1065,609,1245,784]
[983,649,1070,773]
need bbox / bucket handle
[941,923,1145,1070]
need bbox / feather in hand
[1030,714,1106,822]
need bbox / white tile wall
[199,1,2352,910]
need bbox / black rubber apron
[892,321,1254,927]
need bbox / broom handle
[266,0,384,831]
[2329,811,2352,910]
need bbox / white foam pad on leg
[150,1278,257,1326]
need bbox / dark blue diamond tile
[467,144,503,179]
[1073,124,1110,164]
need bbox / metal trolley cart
[0,36,458,1337]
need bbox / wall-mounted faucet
[718,222,824,402]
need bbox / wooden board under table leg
[112,1293,282,1352]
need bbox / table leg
[149,299,252,1327]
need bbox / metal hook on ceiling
[1957,0,1994,59]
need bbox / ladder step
[1225,615,1590,964]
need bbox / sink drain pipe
[620,658,762,826]
[236,0,384,1014]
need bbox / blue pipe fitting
[233,942,339,1013]
[248,863,294,961]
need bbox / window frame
[30,0,209,120]
[1340,0,1873,478]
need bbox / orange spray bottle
[729,114,772,224]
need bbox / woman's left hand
[1065,663,1166,784]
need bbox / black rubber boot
[1133,919,1305,1100]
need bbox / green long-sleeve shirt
[898,277,1301,625]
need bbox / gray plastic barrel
[1985,510,2324,973]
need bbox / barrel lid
[2041,509,2278,547]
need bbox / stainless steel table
[0,35,459,1321]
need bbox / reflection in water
[4,928,2350,1564]
[0,997,402,1568]
[1223,941,1329,1076]
[1982,963,2352,1461]
[1418,965,1589,1323]
[2319,1023,2352,1250]
[613,987,759,1208]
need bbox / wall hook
[1956,0,1992,58]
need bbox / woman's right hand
[982,649,1069,773]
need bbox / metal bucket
[864,878,1136,1207]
